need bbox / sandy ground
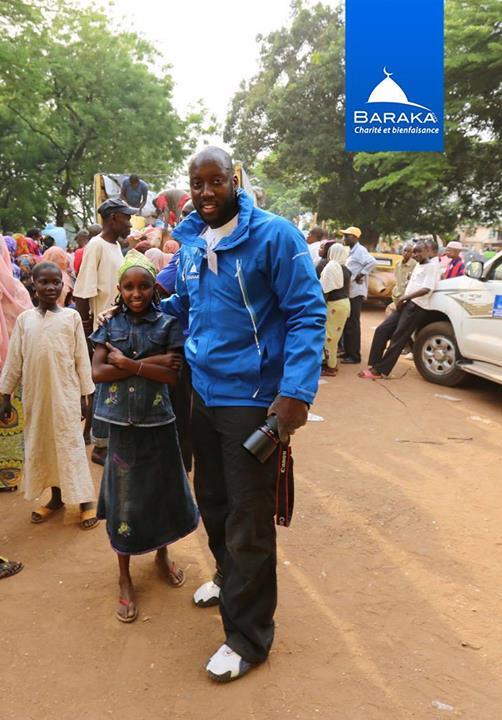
[2,306,502,720]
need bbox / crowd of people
[307,228,467,380]
[0,146,470,682]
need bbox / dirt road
[2,307,502,720]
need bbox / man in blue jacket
[164,147,326,682]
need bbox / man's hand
[97,306,120,328]
[268,395,309,445]
[396,297,407,311]
[0,398,13,422]
[105,343,129,369]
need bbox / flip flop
[80,509,99,531]
[0,556,23,580]
[0,485,17,493]
[162,560,186,588]
[116,598,138,623]
[358,368,382,380]
[31,505,64,524]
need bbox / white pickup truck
[413,251,502,386]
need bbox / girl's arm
[92,344,135,382]
[105,343,180,386]
[92,344,180,386]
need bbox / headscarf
[13,234,30,257]
[43,246,69,273]
[163,239,180,254]
[118,250,157,281]
[145,248,170,272]
[0,237,33,366]
[142,226,162,248]
[320,243,346,294]
[3,236,16,256]
[134,240,153,254]
[43,246,73,307]
[328,243,348,264]
[16,254,36,277]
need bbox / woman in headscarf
[0,236,33,491]
[320,243,352,377]
[163,239,180,255]
[134,240,153,255]
[145,247,170,273]
[43,246,73,306]
[16,254,38,303]
[3,237,21,279]
[13,234,30,257]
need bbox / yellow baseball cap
[340,226,362,238]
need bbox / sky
[92,0,337,135]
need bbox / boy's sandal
[116,598,138,623]
[0,484,17,493]
[0,556,23,580]
[31,505,64,524]
[358,368,382,380]
[80,509,99,531]
[321,367,338,377]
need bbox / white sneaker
[206,643,253,683]
[193,580,220,607]
[403,352,414,360]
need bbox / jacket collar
[120,306,160,323]
[172,189,254,252]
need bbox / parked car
[368,252,401,302]
[413,251,502,386]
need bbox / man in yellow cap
[340,227,376,364]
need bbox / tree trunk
[55,204,66,227]
[361,227,379,250]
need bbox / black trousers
[169,361,193,473]
[343,295,364,362]
[191,392,277,664]
[368,302,427,376]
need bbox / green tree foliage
[0,1,190,230]
[224,0,501,245]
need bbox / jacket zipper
[235,260,261,398]
[235,259,261,356]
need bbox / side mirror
[465,260,483,280]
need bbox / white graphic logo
[353,67,438,136]
[367,67,435,115]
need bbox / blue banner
[345,0,444,152]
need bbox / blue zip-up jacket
[161,190,326,408]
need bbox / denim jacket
[90,308,184,427]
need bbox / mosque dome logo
[367,68,437,119]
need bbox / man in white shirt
[73,198,135,464]
[306,226,325,267]
[340,226,376,364]
[359,241,437,378]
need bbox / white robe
[0,308,96,504]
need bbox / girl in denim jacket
[90,251,198,623]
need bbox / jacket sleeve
[268,222,326,405]
[160,252,189,330]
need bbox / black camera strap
[275,445,294,527]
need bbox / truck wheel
[413,321,466,387]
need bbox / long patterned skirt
[97,422,199,555]
[0,389,24,492]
